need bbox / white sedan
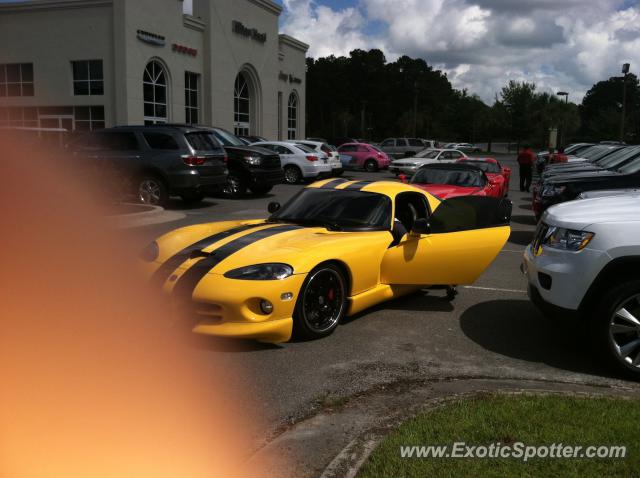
[286,140,343,176]
[252,141,333,184]
[389,149,468,175]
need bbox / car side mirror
[268,202,281,214]
[411,218,431,235]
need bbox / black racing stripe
[150,224,262,288]
[344,181,374,190]
[172,225,303,301]
[320,179,349,189]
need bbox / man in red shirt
[517,145,535,192]
[550,147,568,164]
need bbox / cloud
[280,0,640,103]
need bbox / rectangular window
[0,63,34,97]
[185,71,199,125]
[74,106,105,131]
[72,60,104,96]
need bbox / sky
[2,0,639,104]
[275,0,640,104]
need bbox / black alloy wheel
[223,172,248,198]
[294,264,346,340]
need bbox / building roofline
[0,0,112,12]
[247,0,282,16]
[279,34,310,53]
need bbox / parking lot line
[462,285,527,294]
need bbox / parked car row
[69,125,351,206]
[532,143,640,220]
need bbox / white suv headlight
[543,226,594,251]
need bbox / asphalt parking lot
[131,154,639,445]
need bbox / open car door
[381,196,512,285]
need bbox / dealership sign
[172,43,197,57]
[136,29,166,47]
[232,21,267,43]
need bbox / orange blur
[0,133,274,477]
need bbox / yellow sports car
[142,179,512,342]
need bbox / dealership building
[0,0,309,139]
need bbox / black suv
[206,127,283,197]
[69,125,228,206]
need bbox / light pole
[556,91,569,147]
[620,63,630,143]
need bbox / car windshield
[597,147,640,168]
[566,143,594,155]
[270,188,392,231]
[463,161,501,173]
[617,156,640,174]
[580,146,621,161]
[210,128,245,146]
[411,168,485,188]
[415,150,440,159]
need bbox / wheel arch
[579,256,640,314]
[315,259,353,297]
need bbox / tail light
[182,155,206,166]
[223,155,228,164]
[306,155,318,162]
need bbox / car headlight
[140,241,159,262]
[224,263,294,280]
[541,185,567,197]
[244,156,262,166]
[542,227,595,251]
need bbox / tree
[580,74,640,142]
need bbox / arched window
[287,92,298,140]
[234,73,250,136]
[143,60,168,125]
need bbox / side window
[143,132,179,150]
[381,140,394,148]
[340,145,357,153]
[397,139,408,147]
[408,139,423,147]
[97,132,138,151]
[450,151,463,159]
[260,144,276,153]
[441,152,451,160]
[394,192,431,233]
[276,145,293,155]
[357,145,368,153]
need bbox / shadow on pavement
[519,203,533,211]
[511,214,538,226]
[459,299,615,378]
[508,230,534,246]
[343,290,454,326]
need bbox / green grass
[359,394,640,478]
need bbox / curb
[105,203,186,229]
[246,377,640,478]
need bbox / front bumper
[389,165,417,175]
[168,272,308,343]
[250,168,285,185]
[522,244,601,313]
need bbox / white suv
[522,194,640,378]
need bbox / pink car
[337,143,391,172]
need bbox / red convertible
[457,157,511,197]
[407,163,503,199]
